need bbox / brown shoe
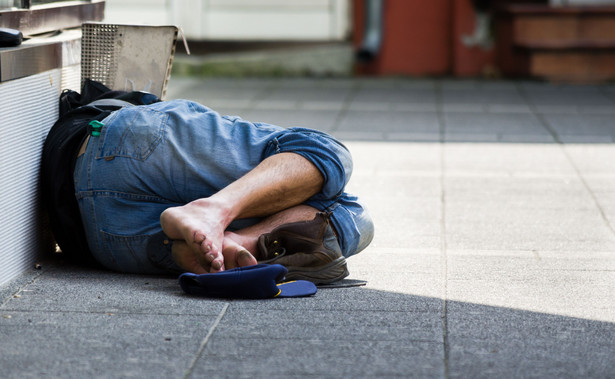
[257,212,349,284]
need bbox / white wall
[103,0,351,41]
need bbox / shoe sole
[283,256,349,285]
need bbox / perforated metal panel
[81,23,178,99]
[81,23,119,89]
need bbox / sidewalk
[2,77,615,378]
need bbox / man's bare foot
[160,198,231,273]
[221,233,257,270]
[171,235,257,273]
[223,231,259,259]
[172,241,208,274]
[221,205,321,261]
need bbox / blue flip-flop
[179,264,317,299]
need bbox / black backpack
[41,80,160,265]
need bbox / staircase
[497,4,615,82]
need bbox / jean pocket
[99,230,162,274]
[97,107,168,161]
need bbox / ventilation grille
[81,23,178,99]
[81,23,120,89]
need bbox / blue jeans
[74,100,374,274]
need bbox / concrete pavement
[1,77,615,378]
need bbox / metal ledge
[0,43,60,81]
[0,0,104,36]
[0,28,80,82]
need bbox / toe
[209,258,225,273]
[192,231,207,246]
[237,250,257,267]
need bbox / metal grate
[81,23,178,99]
[81,23,120,90]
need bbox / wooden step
[496,4,615,82]
[531,51,615,82]
[508,5,615,49]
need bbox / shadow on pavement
[1,262,613,378]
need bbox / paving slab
[1,311,212,379]
[446,303,615,379]
[2,77,615,378]
[193,337,444,378]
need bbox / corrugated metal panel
[0,70,64,287]
[61,65,81,92]
[61,33,82,92]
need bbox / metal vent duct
[81,22,178,99]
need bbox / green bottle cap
[89,120,104,137]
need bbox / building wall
[103,0,351,41]
[0,36,80,287]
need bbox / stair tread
[517,40,615,50]
[499,4,615,16]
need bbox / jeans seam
[269,137,281,154]
[77,190,167,202]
